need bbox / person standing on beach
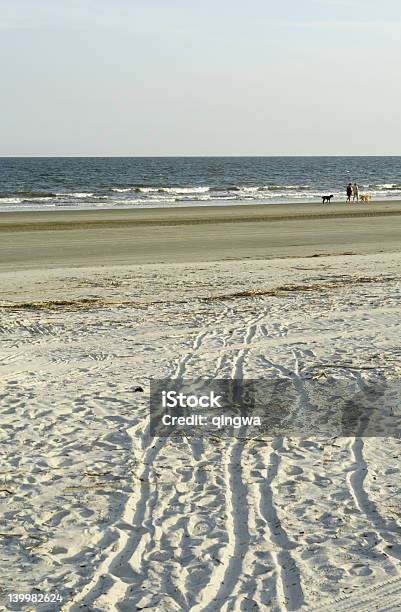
[346,183,353,202]
[353,182,360,202]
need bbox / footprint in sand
[348,563,373,576]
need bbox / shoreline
[1,199,401,226]
[1,196,401,215]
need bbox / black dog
[322,195,334,203]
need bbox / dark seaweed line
[0,275,398,312]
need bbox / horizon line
[1,154,401,159]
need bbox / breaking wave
[1,180,401,212]
[0,191,57,199]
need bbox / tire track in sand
[254,353,305,611]
[346,372,401,567]
[69,318,216,610]
[193,312,265,610]
[259,437,304,611]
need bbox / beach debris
[203,275,398,303]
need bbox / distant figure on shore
[346,183,353,202]
[353,182,360,202]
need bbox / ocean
[0,156,400,212]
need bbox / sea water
[0,156,400,212]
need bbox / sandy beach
[1,203,401,610]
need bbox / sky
[1,0,401,156]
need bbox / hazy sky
[1,0,401,156]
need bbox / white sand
[1,252,401,611]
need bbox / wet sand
[1,200,401,270]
